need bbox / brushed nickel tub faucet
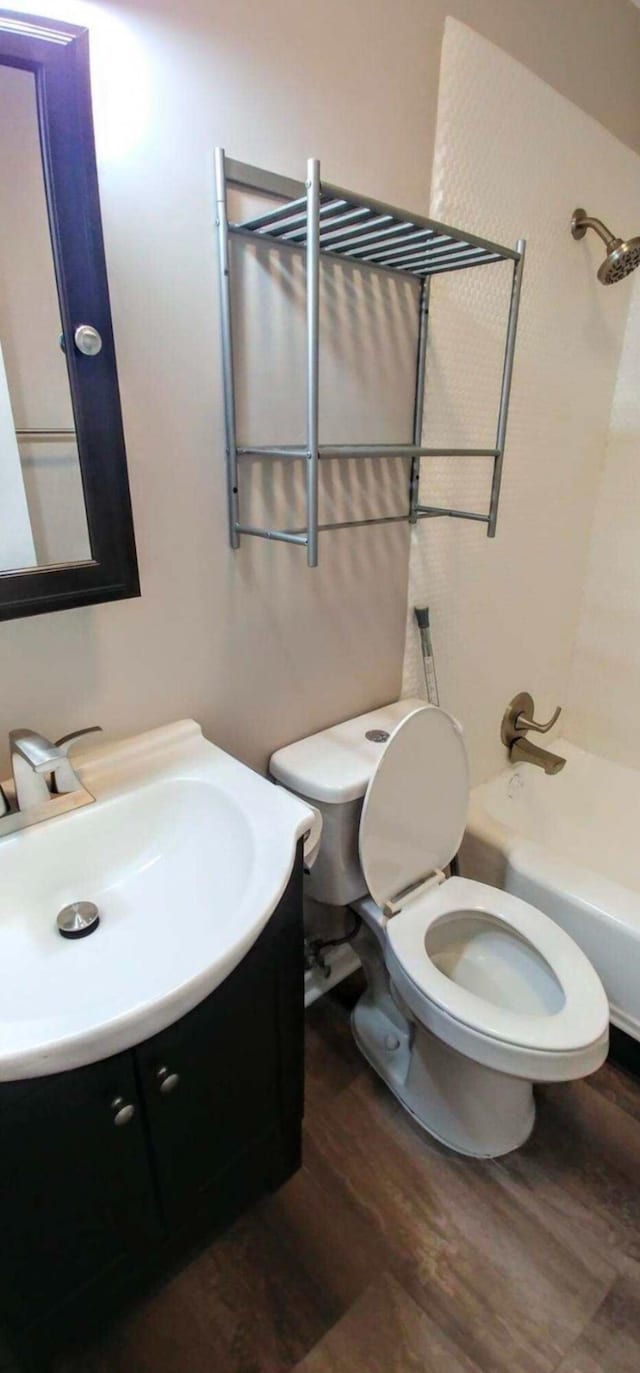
[501,693,566,774]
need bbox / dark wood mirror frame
[0,9,139,621]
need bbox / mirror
[0,11,138,619]
[0,64,90,572]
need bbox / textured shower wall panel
[402,20,640,784]
[566,277,640,766]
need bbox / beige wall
[0,0,639,777]
[566,275,640,766]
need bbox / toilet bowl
[270,700,609,1157]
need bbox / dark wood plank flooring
[42,976,640,1371]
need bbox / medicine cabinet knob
[111,1096,135,1127]
[74,323,103,357]
[156,1065,180,1095]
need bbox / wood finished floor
[52,976,640,1373]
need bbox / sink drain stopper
[57,901,100,939]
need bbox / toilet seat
[356,707,609,1082]
[359,705,468,912]
[385,876,609,1067]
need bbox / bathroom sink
[0,721,313,1080]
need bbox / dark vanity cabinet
[0,1051,161,1341]
[0,851,304,1371]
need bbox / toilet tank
[269,699,424,906]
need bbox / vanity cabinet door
[0,1051,161,1331]
[137,939,282,1227]
[136,856,304,1229]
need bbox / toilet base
[352,993,536,1159]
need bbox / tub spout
[510,737,566,774]
[501,692,566,774]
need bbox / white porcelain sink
[0,721,313,1080]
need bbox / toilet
[270,699,609,1158]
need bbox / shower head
[571,208,640,285]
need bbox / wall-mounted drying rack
[214,149,525,567]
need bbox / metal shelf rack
[214,149,525,567]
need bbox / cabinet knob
[156,1065,180,1095]
[111,1096,135,1127]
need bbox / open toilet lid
[359,706,469,910]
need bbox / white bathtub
[462,740,640,1040]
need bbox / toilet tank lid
[269,699,426,803]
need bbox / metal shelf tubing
[236,444,499,459]
[285,513,410,536]
[238,510,490,539]
[214,148,240,549]
[237,446,308,459]
[416,505,490,524]
[283,509,488,535]
[319,443,498,458]
[305,158,320,566]
[235,524,308,546]
[487,239,526,536]
[409,279,430,523]
[418,253,502,278]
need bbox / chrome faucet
[0,727,102,836]
[501,693,566,775]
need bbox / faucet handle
[501,693,562,750]
[55,726,102,754]
[515,704,561,736]
[52,727,102,796]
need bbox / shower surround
[567,275,640,767]
[402,20,640,784]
